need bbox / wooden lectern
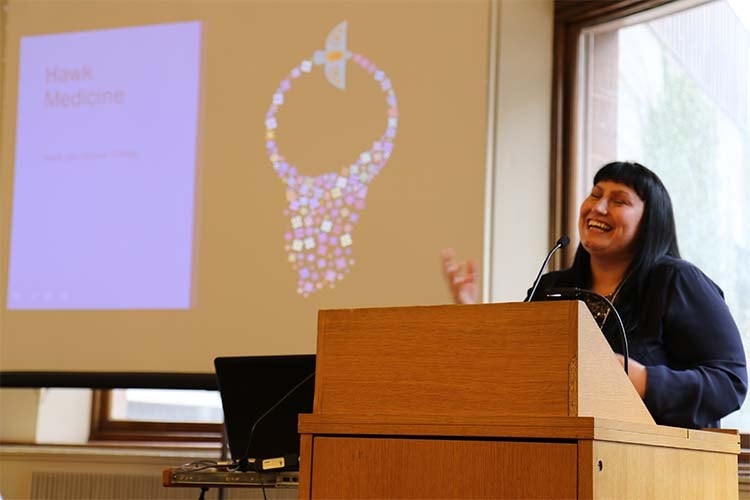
[298,301,739,499]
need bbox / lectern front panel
[309,436,577,499]
[315,302,575,419]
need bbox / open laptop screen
[214,354,315,466]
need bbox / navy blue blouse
[534,256,747,429]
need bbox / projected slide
[6,22,202,309]
[266,21,399,297]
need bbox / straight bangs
[593,162,652,201]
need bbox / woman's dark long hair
[571,161,680,303]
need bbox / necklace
[264,21,399,297]
[586,291,617,326]
[585,280,626,328]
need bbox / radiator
[30,472,297,500]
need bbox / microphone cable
[237,371,315,499]
[544,287,629,375]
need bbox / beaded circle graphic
[265,22,398,297]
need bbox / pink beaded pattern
[265,51,398,297]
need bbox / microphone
[524,236,570,303]
[544,287,629,375]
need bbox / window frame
[89,389,224,444]
[551,0,747,467]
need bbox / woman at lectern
[442,161,747,429]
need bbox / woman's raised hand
[441,248,479,304]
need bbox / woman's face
[578,180,645,261]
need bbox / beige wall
[0,389,40,443]
[489,0,553,302]
[0,446,222,499]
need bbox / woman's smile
[578,180,644,260]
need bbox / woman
[442,161,747,429]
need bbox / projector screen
[0,0,490,374]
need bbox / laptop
[213,354,316,471]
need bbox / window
[90,389,224,443]
[554,0,749,433]
[108,389,223,423]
